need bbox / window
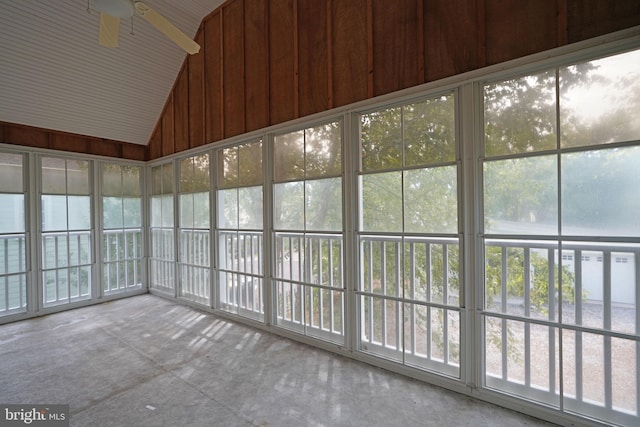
[102,163,143,294]
[178,154,211,305]
[217,140,263,319]
[41,157,92,307]
[0,152,26,316]
[357,94,460,376]
[150,163,175,293]
[482,48,640,425]
[273,121,344,343]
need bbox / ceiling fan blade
[134,2,200,55]
[99,12,120,48]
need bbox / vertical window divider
[94,161,104,300]
[343,111,358,352]
[263,133,275,326]
[210,148,217,310]
[461,81,480,389]
[28,152,39,314]
[172,159,179,299]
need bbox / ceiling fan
[92,0,200,54]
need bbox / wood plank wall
[0,121,147,161]
[146,0,640,160]
[1,1,636,162]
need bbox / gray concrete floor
[0,295,556,426]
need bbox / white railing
[41,231,92,306]
[274,232,344,342]
[179,229,210,304]
[483,239,640,424]
[218,230,263,318]
[103,229,143,294]
[0,234,27,315]
[150,228,175,292]
[358,235,460,376]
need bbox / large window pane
[238,186,262,230]
[122,198,141,228]
[562,146,640,237]
[484,156,558,235]
[305,178,342,232]
[305,123,342,178]
[484,71,557,156]
[0,153,23,193]
[103,197,123,229]
[274,182,304,230]
[42,195,68,231]
[0,194,25,233]
[404,95,456,166]
[274,130,304,181]
[404,166,457,234]
[67,160,90,194]
[218,189,238,229]
[41,157,67,194]
[361,107,402,171]
[560,49,640,148]
[360,172,402,233]
[68,196,91,230]
[484,71,557,157]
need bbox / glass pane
[561,49,640,148]
[162,163,174,194]
[360,172,402,232]
[274,131,304,181]
[361,107,402,171]
[193,192,210,228]
[68,196,91,230]
[484,70,557,156]
[161,195,174,228]
[484,156,558,235]
[404,166,457,234]
[122,166,141,196]
[180,157,194,193]
[562,146,640,237]
[612,337,637,414]
[41,157,67,194]
[67,160,89,194]
[180,194,194,229]
[0,194,25,233]
[305,178,342,232]
[218,189,238,229]
[274,182,304,230]
[41,195,67,231]
[0,152,23,192]
[2,236,26,274]
[192,154,210,192]
[484,241,561,320]
[151,166,162,195]
[150,196,162,228]
[103,197,123,229]
[238,141,263,186]
[221,146,238,188]
[102,164,122,196]
[305,122,342,179]
[123,197,142,228]
[404,95,456,166]
[238,186,262,230]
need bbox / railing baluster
[524,248,531,387]
[604,251,612,410]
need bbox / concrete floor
[0,295,556,426]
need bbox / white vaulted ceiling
[0,0,224,145]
